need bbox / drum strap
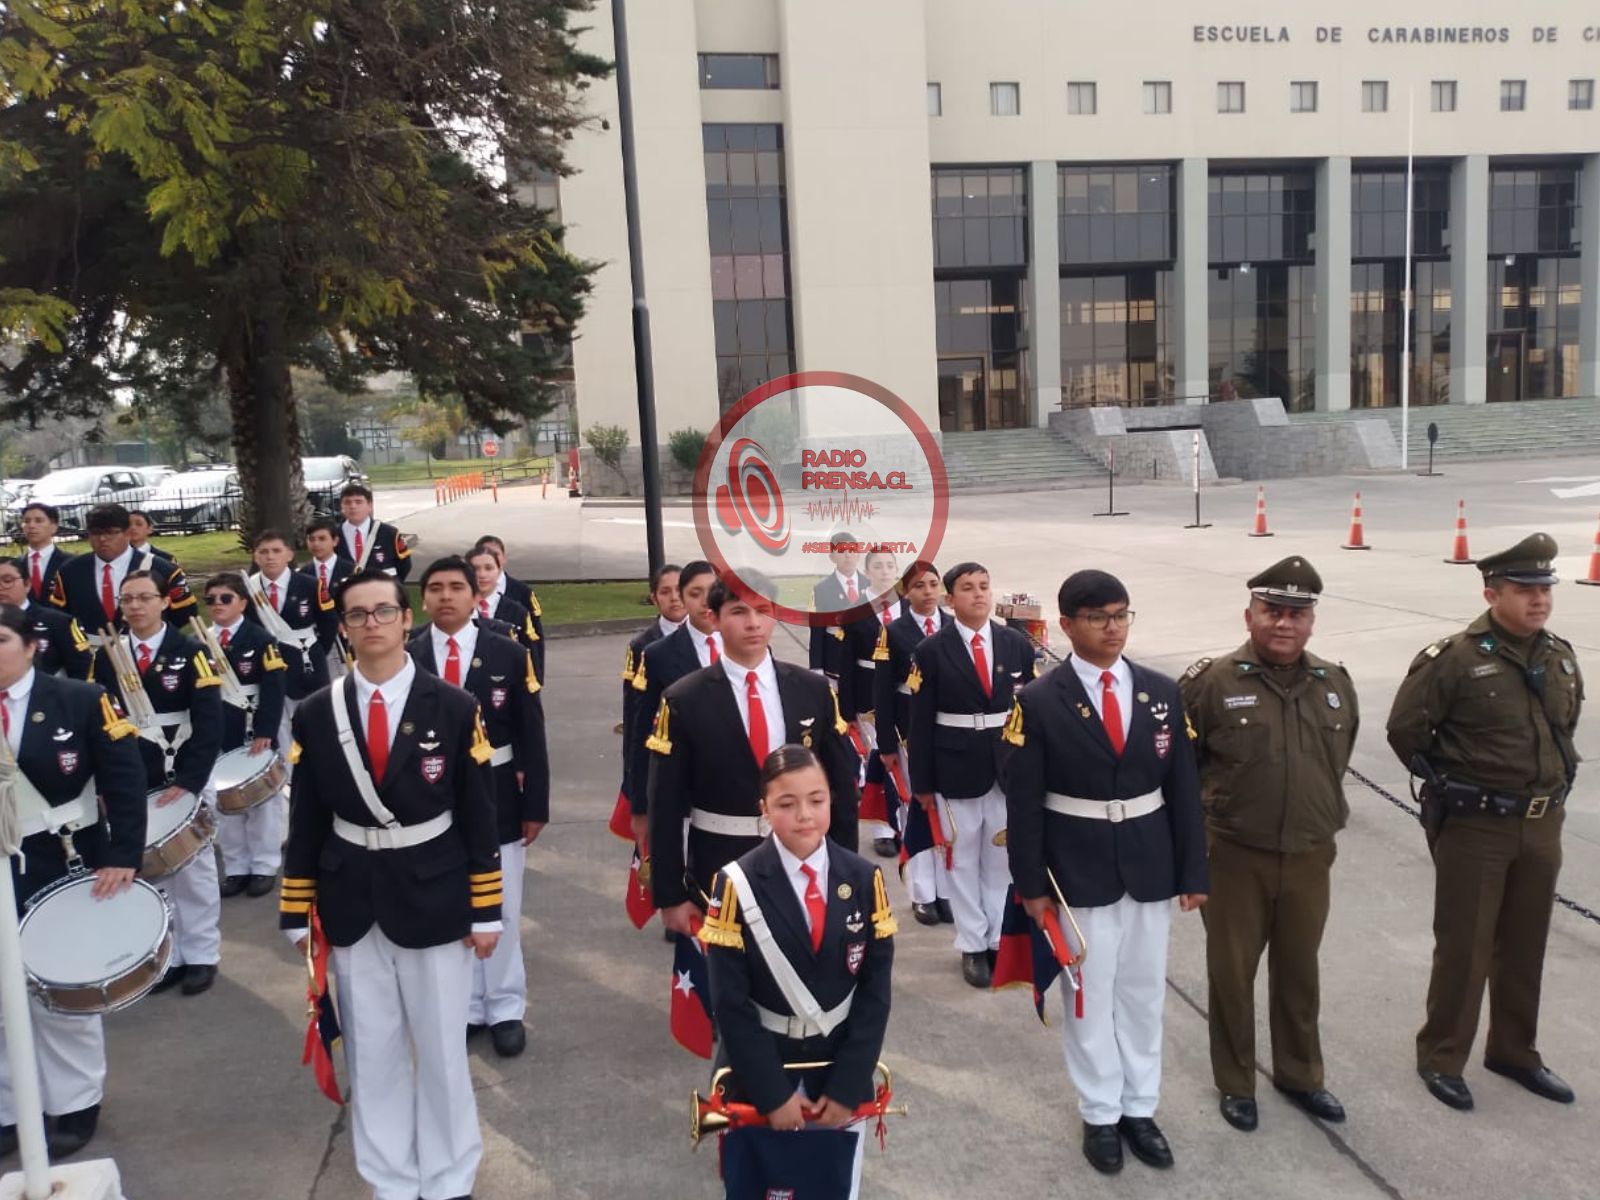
[329,674,400,828]
[721,861,854,1039]
[8,773,96,839]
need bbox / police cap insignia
[1477,532,1559,585]
[1247,556,1322,607]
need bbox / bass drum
[20,874,174,1014]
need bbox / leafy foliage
[667,427,706,474]
[584,422,628,472]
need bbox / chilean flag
[625,847,657,929]
[301,911,345,1104]
[607,789,634,841]
[991,886,1081,1022]
[670,932,715,1059]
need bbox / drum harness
[100,629,195,785]
[246,572,324,681]
[327,674,453,851]
[0,735,96,877]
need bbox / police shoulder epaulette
[528,590,542,618]
[100,694,137,740]
[263,644,287,671]
[289,739,302,765]
[631,653,649,692]
[621,647,636,682]
[871,868,897,939]
[1001,697,1025,747]
[193,653,222,687]
[1182,657,1213,682]
[906,662,922,694]
[830,687,848,735]
[524,614,540,643]
[645,698,673,755]
[68,620,89,652]
[698,873,744,950]
[1423,636,1455,660]
[524,650,541,694]
[1544,630,1575,652]
[872,623,890,662]
[470,711,494,764]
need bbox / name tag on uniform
[1223,695,1258,710]
[1470,663,1501,679]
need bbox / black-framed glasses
[1073,610,1135,630]
[343,604,404,627]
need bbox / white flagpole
[1400,86,1415,469]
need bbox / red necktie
[100,564,116,622]
[800,863,825,952]
[0,689,10,741]
[846,578,858,604]
[745,670,768,766]
[706,634,719,663]
[29,552,41,599]
[479,598,490,619]
[136,642,152,673]
[269,581,280,611]
[971,633,992,699]
[444,636,461,686]
[219,628,231,648]
[1100,670,1125,756]
[880,607,892,626]
[354,528,365,562]
[318,563,329,603]
[924,617,935,636]
[367,689,389,782]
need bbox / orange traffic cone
[1577,514,1600,587]
[1247,486,1273,537]
[1443,499,1475,564]
[1341,491,1370,550]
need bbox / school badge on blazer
[57,751,79,775]
[490,687,507,710]
[421,755,446,783]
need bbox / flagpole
[1400,86,1415,469]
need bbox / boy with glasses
[49,503,196,637]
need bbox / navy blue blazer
[807,571,869,677]
[93,628,224,796]
[217,620,287,750]
[22,601,94,680]
[835,603,904,724]
[620,619,673,806]
[50,550,196,633]
[626,623,704,818]
[872,608,949,756]
[15,548,73,607]
[908,620,1038,800]
[1003,658,1208,907]
[243,570,337,701]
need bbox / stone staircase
[936,428,1107,492]
[1290,396,1600,462]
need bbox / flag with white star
[670,932,714,1058]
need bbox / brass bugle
[690,1060,907,1148]
[1045,867,1088,968]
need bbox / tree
[584,421,628,488]
[0,0,605,540]
[386,393,470,462]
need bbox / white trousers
[0,1005,104,1123]
[1058,894,1173,1126]
[942,786,1009,953]
[277,699,297,789]
[216,791,286,876]
[905,846,950,905]
[161,785,221,968]
[333,928,481,1200]
[469,839,527,1026]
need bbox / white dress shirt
[657,615,683,639]
[129,623,169,668]
[341,518,376,564]
[911,607,945,637]
[215,616,245,645]
[875,599,905,626]
[25,544,56,584]
[720,652,784,761]
[954,617,994,679]
[1070,653,1133,741]
[428,622,478,680]
[93,545,138,607]
[688,622,720,668]
[774,837,830,930]
[0,668,35,754]
[256,568,293,613]
[835,571,861,603]
[348,656,415,752]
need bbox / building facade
[557,0,1600,452]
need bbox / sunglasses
[204,593,239,605]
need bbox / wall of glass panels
[1485,163,1581,401]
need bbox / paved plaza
[72,459,1600,1198]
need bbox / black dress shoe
[1081,1122,1123,1174]
[1419,1068,1474,1111]
[0,1124,15,1158]
[245,873,277,898]
[219,875,248,898]
[1219,1094,1258,1131]
[1275,1085,1346,1122]
[149,965,187,994]
[489,1020,526,1058]
[936,898,954,924]
[911,902,941,926]
[47,1105,98,1158]
[1117,1116,1174,1168]
[1484,1060,1575,1104]
[872,837,898,859]
[985,947,997,972]
[466,1023,489,1040]
[960,952,992,989]
[181,964,218,995]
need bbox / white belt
[278,626,320,650]
[689,808,767,838]
[755,996,853,1041]
[238,684,260,698]
[855,658,876,672]
[934,711,1009,731]
[137,713,192,736]
[1044,789,1164,823]
[488,743,513,768]
[332,811,454,850]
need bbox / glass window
[934,279,1029,431]
[990,82,1020,116]
[1351,168,1451,259]
[1431,81,1457,113]
[1209,264,1317,411]
[1207,169,1315,264]
[1290,82,1317,114]
[1487,164,1580,256]
[1362,81,1388,113]
[1143,81,1171,115]
[698,54,779,90]
[1349,260,1452,407]
[1068,82,1097,116]
[1218,81,1245,114]
[516,163,562,224]
[932,166,1028,268]
[927,82,942,116]
[1500,80,1526,112]
[1059,164,1174,266]
[1060,269,1174,407]
[1570,80,1594,111]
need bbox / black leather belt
[1437,781,1566,820]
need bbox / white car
[7,466,156,534]
[143,469,243,532]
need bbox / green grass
[363,455,553,485]
[401,579,654,628]
[45,530,250,576]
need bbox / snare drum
[140,787,216,879]
[19,874,173,1014]
[211,746,287,814]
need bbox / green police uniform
[1181,557,1358,1117]
[1387,533,1584,1109]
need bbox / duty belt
[1044,789,1164,823]
[689,808,767,838]
[934,711,1009,731]
[1435,780,1566,820]
[332,811,454,850]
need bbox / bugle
[98,626,157,730]
[690,1060,907,1149]
[186,617,250,711]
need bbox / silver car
[143,468,243,532]
[7,466,156,533]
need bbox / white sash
[722,861,854,1039]
[329,674,400,829]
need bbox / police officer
[1180,557,1357,1132]
[1387,533,1583,1112]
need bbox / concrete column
[1579,154,1600,397]
[1449,154,1489,405]
[1026,161,1061,427]
[1173,158,1210,402]
[1314,156,1351,412]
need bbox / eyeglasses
[204,593,238,605]
[120,592,162,605]
[342,604,404,627]
[1072,610,1135,630]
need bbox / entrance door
[1487,332,1524,403]
[938,357,988,431]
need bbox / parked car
[304,455,367,515]
[144,468,243,532]
[6,466,156,534]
